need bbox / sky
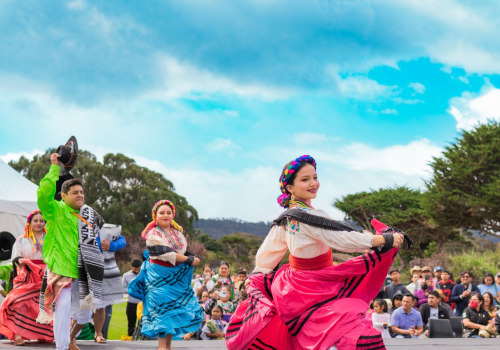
[1,0,500,222]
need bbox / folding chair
[449,316,463,338]
[429,318,454,338]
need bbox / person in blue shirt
[391,294,423,338]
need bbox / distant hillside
[193,218,271,239]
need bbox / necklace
[289,199,313,210]
[157,225,183,250]
[33,231,45,252]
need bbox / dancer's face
[286,163,319,204]
[156,204,174,230]
[30,213,46,233]
[62,185,84,210]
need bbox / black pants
[126,302,138,336]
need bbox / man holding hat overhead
[37,144,104,350]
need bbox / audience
[451,271,480,316]
[462,292,493,338]
[390,294,424,338]
[385,270,410,300]
[371,299,391,338]
[435,270,455,306]
[418,290,452,337]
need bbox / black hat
[56,136,78,169]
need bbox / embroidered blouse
[145,225,187,266]
[12,235,44,260]
[254,206,374,274]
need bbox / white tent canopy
[0,159,38,239]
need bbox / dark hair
[389,269,400,274]
[460,271,472,278]
[482,272,494,284]
[131,259,142,268]
[373,298,388,313]
[482,292,495,312]
[442,270,451,275]
[220,261,229,268]
[421,282,429,290]
[280,160,313,192]
[238,269,247,276]
[210,304,224,315]
[392,293,404,302]
[61,178,84,194]
[403,293,413,299]
[428,290,441,299]
[469,292,484,307]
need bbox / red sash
[150,259,179,267]
[289,250,333,270]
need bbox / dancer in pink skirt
[226,155,411,350]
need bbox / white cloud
[132,136,443,222]
[448,86,500,131]
[292,133,330,145]
[67,0,86,11]
[155,55,294,101]
[380,108,398,115]
[206,138,241,153]
[409,82,425,94]
[0,150,44,163]
[335,75,395,100]
[333,139,443,177]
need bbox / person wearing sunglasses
[450,271,480,316]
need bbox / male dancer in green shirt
[38,153,103,350]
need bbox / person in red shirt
[436,270,455,308]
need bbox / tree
[333,186,456,263]
[424,121,500,237]
[9,150,198,236]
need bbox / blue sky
[1,0,500,222]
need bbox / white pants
[53,282,92,350]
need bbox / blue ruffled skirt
[128,260,203,338]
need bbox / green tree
[9,150,198,236]
[424,121,500,237]
[333,186,456,263]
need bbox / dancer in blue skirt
[129,200,203,350]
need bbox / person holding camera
[193,264,214,299]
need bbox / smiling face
[30,213,46,233]
[484,276,493,286]
[156,204,174,230]
[61,185,84,210]
[285,163,319,205]
[219,264,229,278]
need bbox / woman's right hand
[392,233,404,248]
[192,257,200,266]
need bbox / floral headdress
[277,155,316,208]
[141,200,183,238]
[24,210,46,245]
